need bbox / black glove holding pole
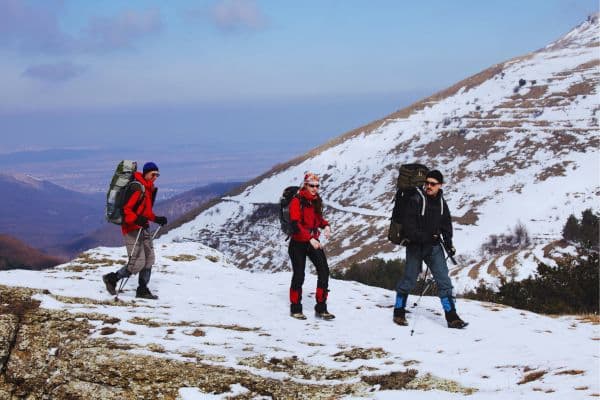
[135,215,149,228]
[441,239,457,265]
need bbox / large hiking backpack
[388,163,429,245]
[279,186,301,236]
[105,160,145,225]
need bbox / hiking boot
[136,286,158,300]
[393,307,408,326]
[314,302,335,320]
[102,272,119,295]
[315,310,335,320]
[445,310,468,329]
[447,319,469,329]
[290,312,307,320]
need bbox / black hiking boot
[290,303,305,319]
[393,307,408,326]
[315,302,335,320]
[445,310,468,329]
[315,310,335,320]
[136,286,158,300]
[102,272,119,295]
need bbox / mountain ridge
[163,15,599,290]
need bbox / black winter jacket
[400,187,453,247]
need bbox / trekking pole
[440,237,458,266]
[410,252,455,335]
[410,265,431,336]
[117,228,143,294]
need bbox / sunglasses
[150,172,160,178]
[424,180,439,187]
[307,184,320,188]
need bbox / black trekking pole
[440,238,458,266]
[410,244,456,335]
[410,265,432,336]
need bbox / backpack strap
[126,181,146,215]
[415,187,426,216]
[296,193,305,227]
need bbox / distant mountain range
[0,234,65,270]
[55,181,242,256]
[0,172,242,259]
[0,173,105,251]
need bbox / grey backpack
[105,160,145,225]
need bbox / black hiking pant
[288,239,329,313]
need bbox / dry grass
[566,81,596,97]
[147,343,165,353]
[406,373,477,394]
[128,317,162,327]
[187,329,205,337]
[487,259,501,277]
[503,251,520,271]
[205,255,219,263]
[165,254,198,262]
[454,209,480,225]
[555,369,585,375]
[576,314,600,324]
[63,264,99,272]
[332,347,388,362]
[74,253,125,266]
[361,369,418,390]
[536,162,571,181]
[99,327,117,335]
[239,355,360,381]
[467,264,480,280]
[518,370,546,385]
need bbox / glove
[135,215,149,228]
[432,234,440,242]
[154,216,168,226]
[447,245,457,257]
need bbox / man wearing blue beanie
[103,161,168,299]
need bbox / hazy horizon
[0,1,596,194]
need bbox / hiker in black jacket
[393,170,468,329]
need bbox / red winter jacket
[289,189,329,242]
[121,172,157,235]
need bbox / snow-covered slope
[0,244,598,399]
[162,15,600,291]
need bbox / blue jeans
[396,243,453,299]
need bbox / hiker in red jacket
[103,162,168,299]
[288,172,334,320]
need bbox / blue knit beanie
[142,162,159,175]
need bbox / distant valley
[0,172,241,264]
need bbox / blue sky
[1,1,596,110]
[0,0,597,186]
